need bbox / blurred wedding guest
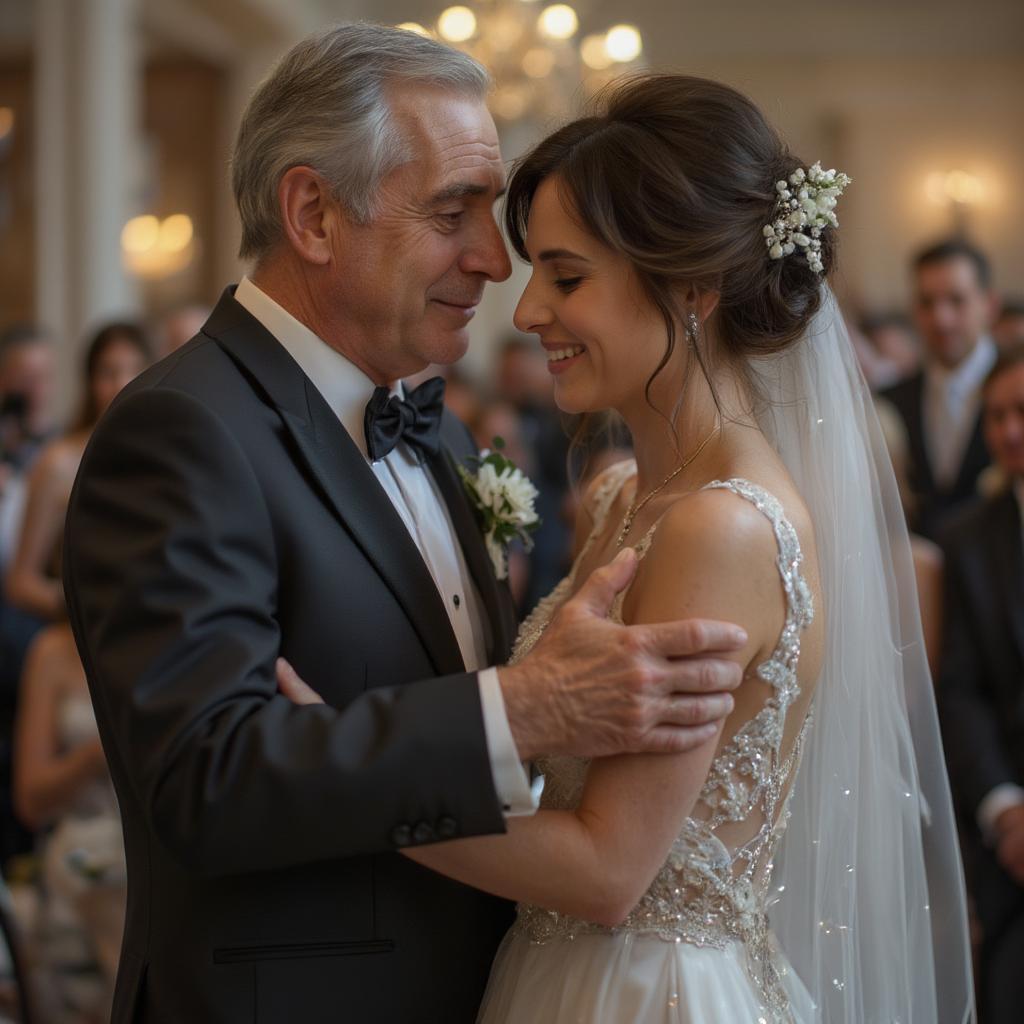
[0,325,57,567]
[879,239,999,538]
[875,401,943,676]
[1,325,58,869]
[937,344,1024,1023]
[13,619,125,1023]
[994,300,1024,352]
[4,323,150,621]
[154,304,209,359]
[860,310,921,390]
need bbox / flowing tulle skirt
[477,927,815,1024]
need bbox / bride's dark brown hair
[505,74,837,418]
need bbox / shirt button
[453,594,461,608]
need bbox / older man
[938,345,1024,1023]
[63,25,741,1024]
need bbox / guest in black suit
[938,343,1024,1023]
[61,25,743,1024]
[880,239,1000,537]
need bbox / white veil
[755,287,975,1022]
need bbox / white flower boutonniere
[458,438,541,581]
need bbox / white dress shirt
[976,477,1024,840]
[235,277,536,816]
[923,336,996,488]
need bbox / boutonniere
[458,438,541,581]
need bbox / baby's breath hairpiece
[763,162,852,275]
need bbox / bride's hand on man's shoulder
[498,547,745,762]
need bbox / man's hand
[995,804,1024,886]
[498,547,745,761]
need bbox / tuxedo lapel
[426,438,516,665]
[204,289,466,677]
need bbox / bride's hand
[276,658,325,705]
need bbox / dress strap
[701,479,815,694]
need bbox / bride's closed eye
[554,277,583,293]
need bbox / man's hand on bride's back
[498,547,745,761]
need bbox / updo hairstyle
[505,74,837,406]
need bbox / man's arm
[65,386,506,877]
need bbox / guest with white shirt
[880,239,999,538]
[938,344,1024,1023]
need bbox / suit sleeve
[936,533,1019,814]
[64,386,506,877]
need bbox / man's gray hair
[232,23,491,261]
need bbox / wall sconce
[121,213,194,278]
[924,170,986,236]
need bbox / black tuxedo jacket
[937,489,1024,941]
[881,372,990,539]
[63,288,519,1023]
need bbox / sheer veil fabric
[760,286,974,1022]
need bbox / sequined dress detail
[504,461,815,1023]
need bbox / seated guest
[880,239,999,537]
[4,323,150,621]
[858,310,920,390]
[13,618,125,1023]
[937,344,1024,1023]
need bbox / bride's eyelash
[554,277,582,293]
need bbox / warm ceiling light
[438,6,477,42]
[121,215,160,254]
[538,4,578,40]
[397,22,431,37]
[492,85,529,121]
[925,170,986,206]
[605,24,642,62]
[580,34,612,70]
[159,214,194,254]
[522,47,556,78]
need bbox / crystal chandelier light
[398,2,644,123]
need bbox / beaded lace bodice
[510,460,815,1021]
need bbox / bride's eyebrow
[538,248,591,263]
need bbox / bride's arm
[400,490,781,926]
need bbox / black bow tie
[364,376,446,463]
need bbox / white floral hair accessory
[763,161,852,274]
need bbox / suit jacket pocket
[213,938,394,964]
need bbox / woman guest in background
[280,75,973,1022]
[13,612,125,1024]
[4,323,150,620]
[8,322,147,1022]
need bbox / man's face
[983,363,1024,480]
[0,340,56,433]
[329,87,511,381]
[912,256,996,369]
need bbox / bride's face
[513,176,676,416]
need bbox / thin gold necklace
[616,425,721,547]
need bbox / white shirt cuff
[477,668,540,818]
[977,783,1024,842]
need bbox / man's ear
[277,166,344,266]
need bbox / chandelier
[398,2,644,124]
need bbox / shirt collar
[235,276,401,457]
[926,335,997,396]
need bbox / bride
[280,74,974,1023]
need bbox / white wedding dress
[478,462,817,1024]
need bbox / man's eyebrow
[427,182,507,205]
[537,248,591,262]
